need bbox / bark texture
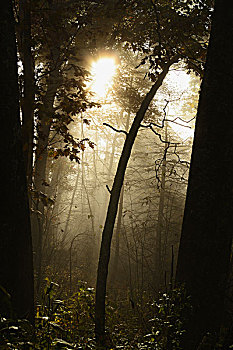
[0,0,34,321]
[176,1,233,348]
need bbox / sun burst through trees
[91,57,116,98]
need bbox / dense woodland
[0,0,233,349]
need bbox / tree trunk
[33,61,61,296]
[99,133,117,229]
[110,111,130,288]
[155,126,167,291]
[176,1,233,348]
[0,0,34,322]
[110,185,124,287]
[18,0,35,183]
[63,169,80,240]
[94,58,177,343]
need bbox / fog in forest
[39,53,199,299]
[3,1,233,348]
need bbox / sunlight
[167,68,191,91]
[91,57,116,97]
[98,136,107,159]
[169,117,194,141]
[165,69,196,141]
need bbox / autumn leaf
[88,141,95,149]
[80,143,85,151]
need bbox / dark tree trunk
[110,185,124,287]
[33,65,61,296]
[0,0,34,322]
[95,58,177,344]
[110,112,130,288]
[176,1,233,348]
[18,0,35,183]
[34,64,61,193]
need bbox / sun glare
[165,69,195,141]
[91,57,116,98]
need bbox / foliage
[0,317,34,350]
[104,286,192,349]
[0,286,34,350]
[0,279,96,349]
[115,0,213,76]
[138,287,192,349]
[0,281,232,349]
[35,278,96,349]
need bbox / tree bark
[94,58,178,343]
[0,0,34,322]
[18,0,35,183]
[176,1,233,348]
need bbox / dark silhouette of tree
[94,0,213,343]
[176,1,233,348]
[17,0,35,182]
[95,57,178,343]
[0,0,34,321]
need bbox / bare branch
[103,122,128,135]
[106,185,111,193]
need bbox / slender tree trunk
[110,111,130,287]
[155,126,167,290]
[80,126,97,279]
[94,58,177,343]
[34,65,61,191]
[110,185,124,287]
[18,0,35,183]
[63,169,80,240]
[0,0,34,322]
[176,2,233,348]
[33,60,61,295]
[99,133,117,228]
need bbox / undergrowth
[0,280,232,349]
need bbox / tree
[17,0,35,182]
[29,0,97,294]
[176,1,233,348]
[0,0,34,321]
[94,0,212,343]
[95,57,178,343]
